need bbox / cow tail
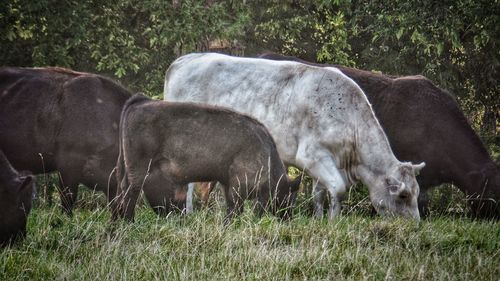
[117,94,149,185]
[114,93,149,218]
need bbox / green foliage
[348,0,499,138]
[247,0,354,66]
[132,0,250,95]
[0,0,249,96]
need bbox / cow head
[466,162,500,219]
[0,170,35,246]
[273,174,301,220]
[370,162,425,220]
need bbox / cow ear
[18,175,34,192]
[412,162,426,176]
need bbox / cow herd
[0,53,498,246]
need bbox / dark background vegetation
[1,0,498,157]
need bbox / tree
[348,0,499,140]
[0,0,249,96]
[245,0,354,66]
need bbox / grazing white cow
[164,53,425,219]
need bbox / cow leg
[111,175,129,220]
[185,183,195,214]
[200,181,217,208]
[296,144,347,219]
[327,186,343,219]
[172,185,188,214]
[146,181,187,215]
[57,172,79,216]
[145,190,175,217]
[121,181,141,221]
[314,183,346,218]
[80,166,119,214]
[254,185,271,217]
[313,184,327,218]
[141,170,184,217]
[222,183,244,224]
[418,190,430,218]
[113,150,128,220]
[104,166,118,209]
[119,171,147,221]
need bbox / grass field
[1,187,499,281]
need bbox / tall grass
[1,188,498,281]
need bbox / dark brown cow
[0,150,34,246]
[259,53,500,218]
[0,67,132,215]
[113,94,300,223]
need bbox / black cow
[0,67,132,215]
[259,53,500,218]
[0,150,34,246]
[113,94,300,223]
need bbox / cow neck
[431,104,497,190]
[449,151,498,194]
[352,111,400,182]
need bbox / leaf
[6,30,16,41]
[451,32,462,49]
[436,42,444,56]
[410,30,420,43]
[396,28,404,40]
[115,67,126,78]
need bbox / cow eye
[388,185,399,194]
[385,178,391,186]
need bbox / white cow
[164,53,425,219]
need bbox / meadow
[1,185,499,281]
